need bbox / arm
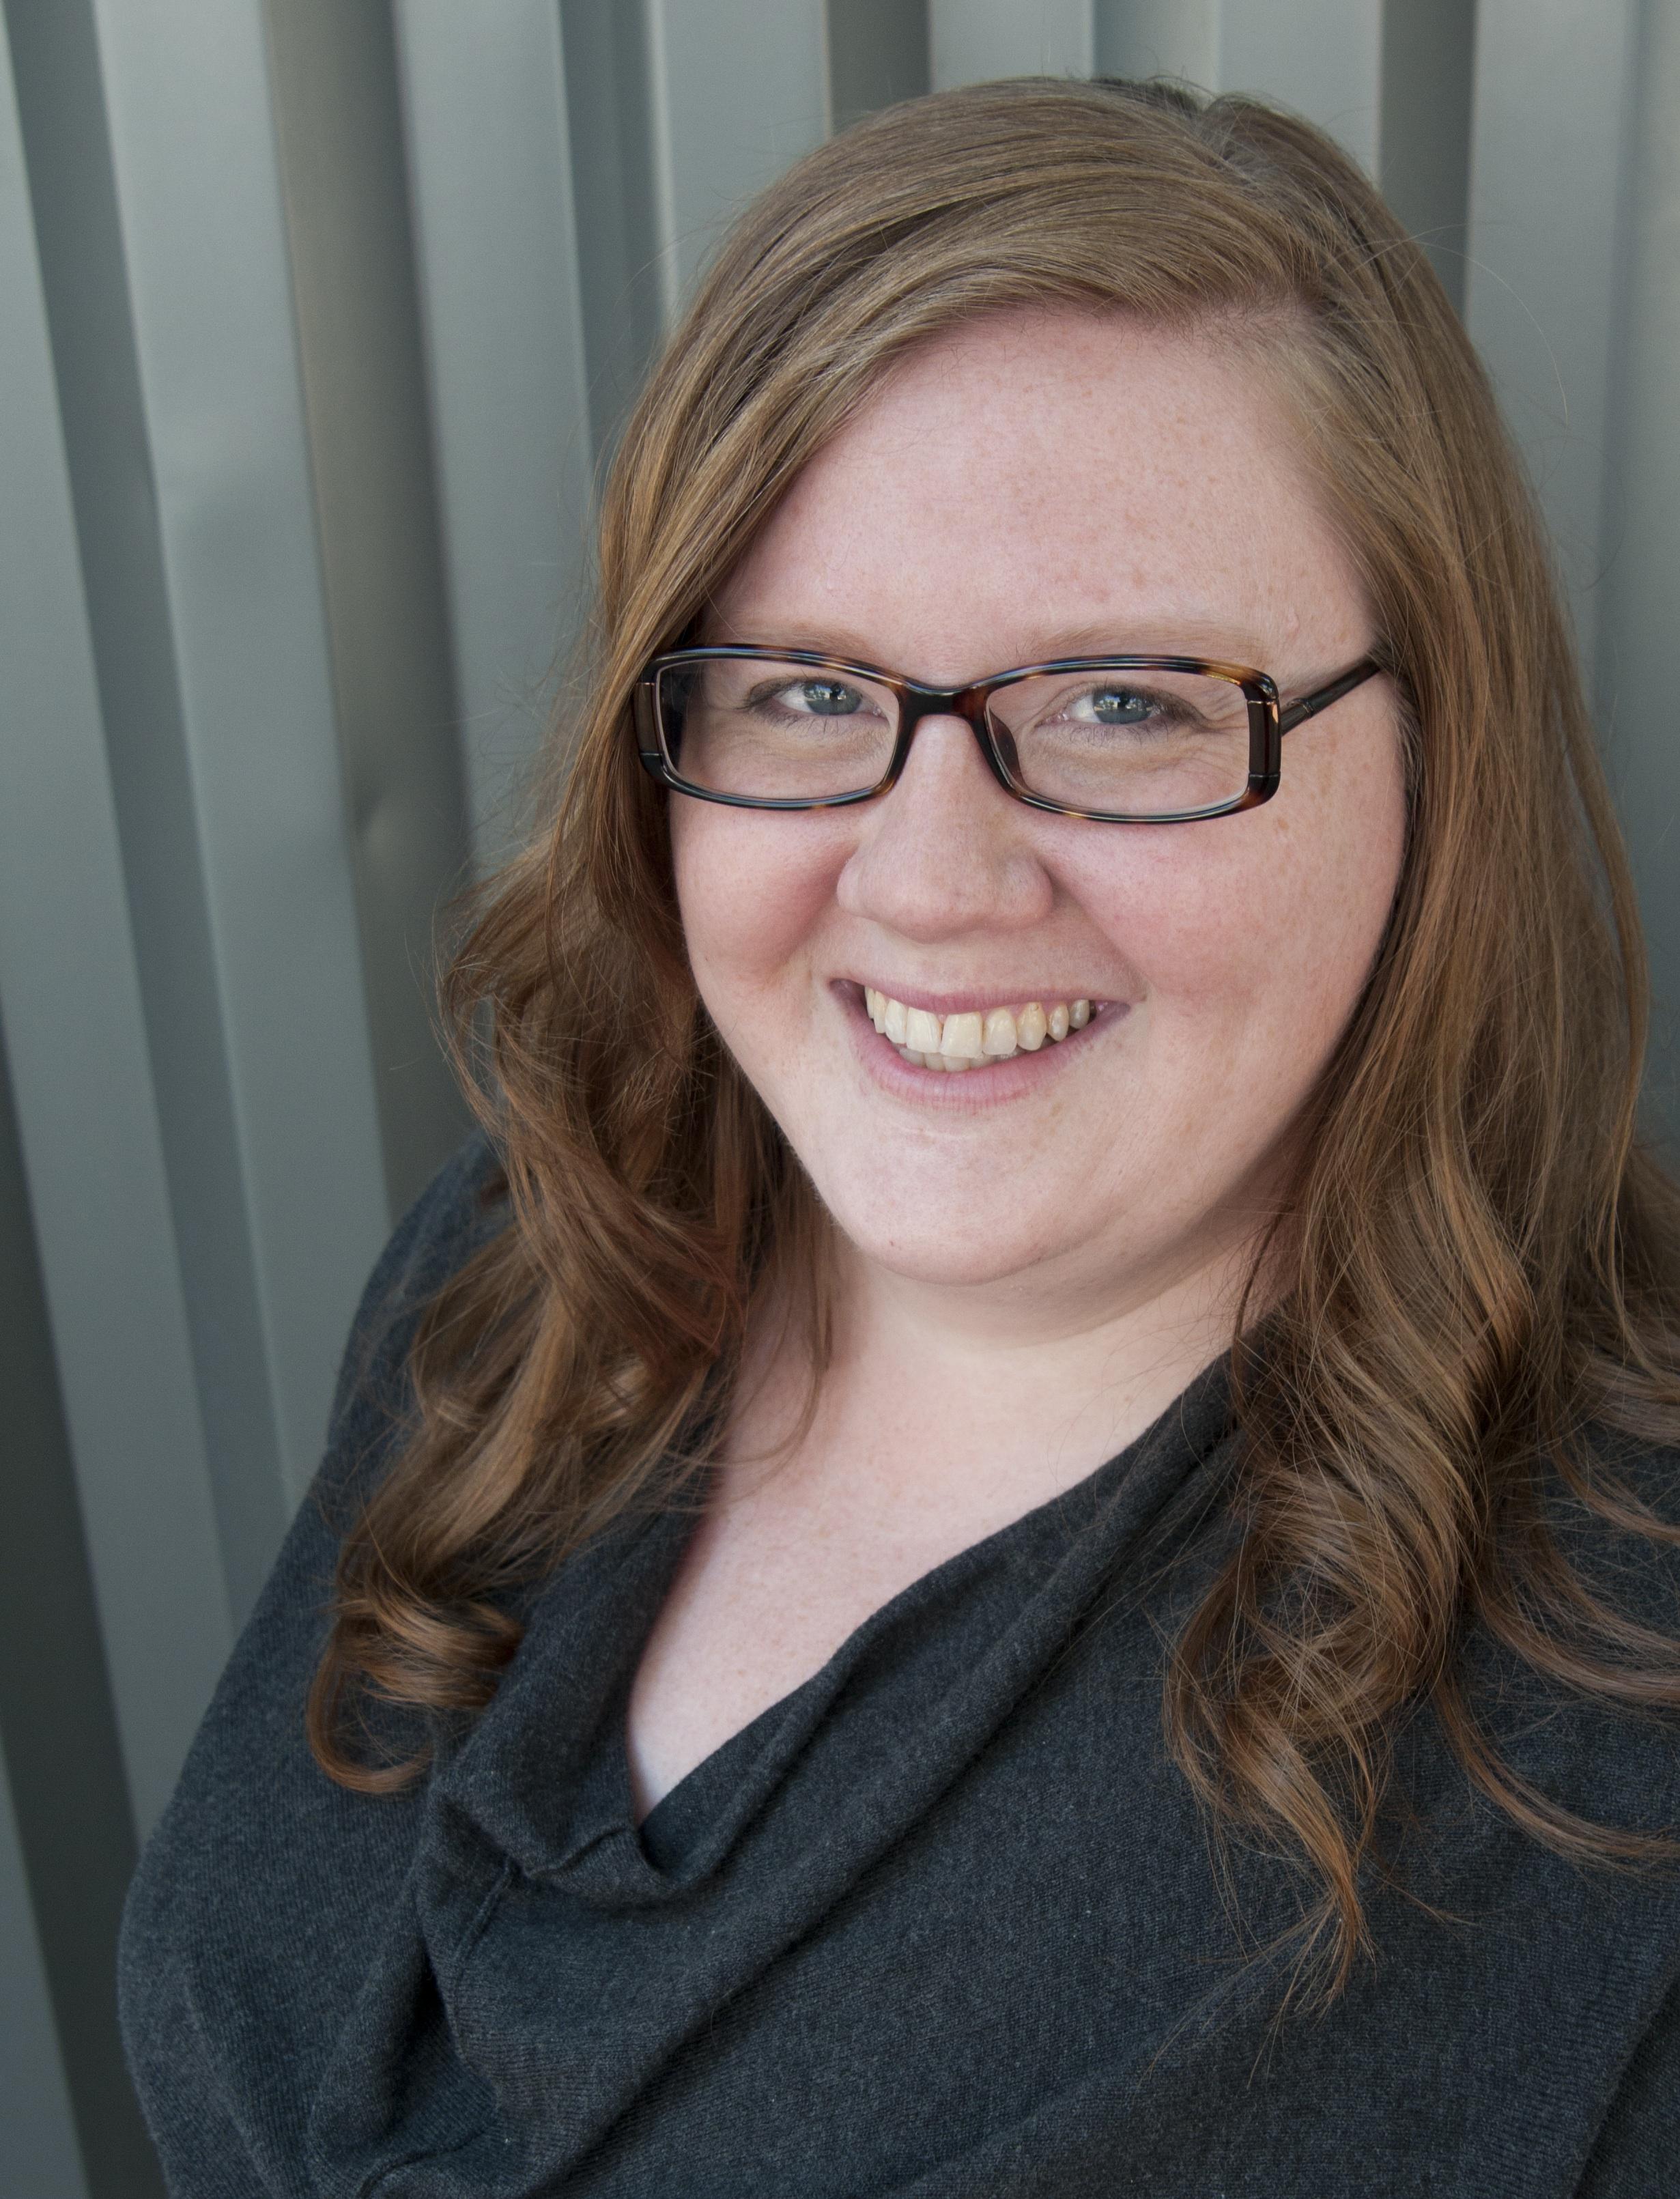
[1576,1970,1680,2198]
[119,1935,274,2199]
[119,1131,507,2194]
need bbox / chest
[268,1641,1653,2199]
[624,1466,1038,1815]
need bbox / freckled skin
[630,311,1407,1813]
[671,312,1405,1308]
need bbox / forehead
[713,308,1361,677]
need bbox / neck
[726,1204,1277,1536]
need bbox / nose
[834,713,1055,940]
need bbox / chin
[814,1187,1071,1290]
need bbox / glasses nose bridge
[895,680,996,765]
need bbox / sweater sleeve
[1576,1968,1680,2198]
[121,1942,275,2198]
[119,1132,507,2196]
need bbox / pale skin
[625,309,1407,1816]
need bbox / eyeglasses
[634,647,1382,823]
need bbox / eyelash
[748,683,878,718]
[736,679,1206,735]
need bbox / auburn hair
[310,77,1680,2002]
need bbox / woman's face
[669,311,1406,1320]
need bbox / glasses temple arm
[1276,655,1384,737]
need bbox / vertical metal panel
[0,3,231,1832]
[1098,1,1393,180]
[1099,0,1473,255]
[5,0,288,1632]
[930,0,1095,87]
[1599,0,1680,1133]
[395,0,594,862]
[1094,0,1218,85]
[1218,0,1382,171]
[829,0,931,129]
[560,0,664,465]
[643,0,831,315]
[1377,0,1477,315]
[0,1742,89,2199]
[88,0,393,1509]
[262,0,473,1218]
[0,1010,160,2197]
[1466,0,1640,672]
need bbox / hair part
[309,76,1680,2006]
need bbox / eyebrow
[708,614,1283,679]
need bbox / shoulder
[118,1132,510,2183]
[1536,1425,1680,1687]
[1464,1428,1680,1812]
[1392,1425,1680,1930]
[322,1126,511,1501]
[1576,1960,1680,2196]
[1413,1427,1680,2003]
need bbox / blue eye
[1082,687,1154,726]
[791,680,864,716]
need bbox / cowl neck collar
[430,1352,1240,1907]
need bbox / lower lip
[838,984,1122,1105]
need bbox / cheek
[1071,740,1404,1092]
[670,806,849,1003]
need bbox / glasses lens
[988,667,1254,817]
[658,657,899,799]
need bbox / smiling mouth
[862,987,1096,1072]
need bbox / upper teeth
[863,988,1092,1070]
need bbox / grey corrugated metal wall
[1,3,1675,2188]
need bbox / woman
[122,77,1680,2196]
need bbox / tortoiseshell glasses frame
[633,647,1384,825]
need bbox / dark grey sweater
[121,1137,1680,2194]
